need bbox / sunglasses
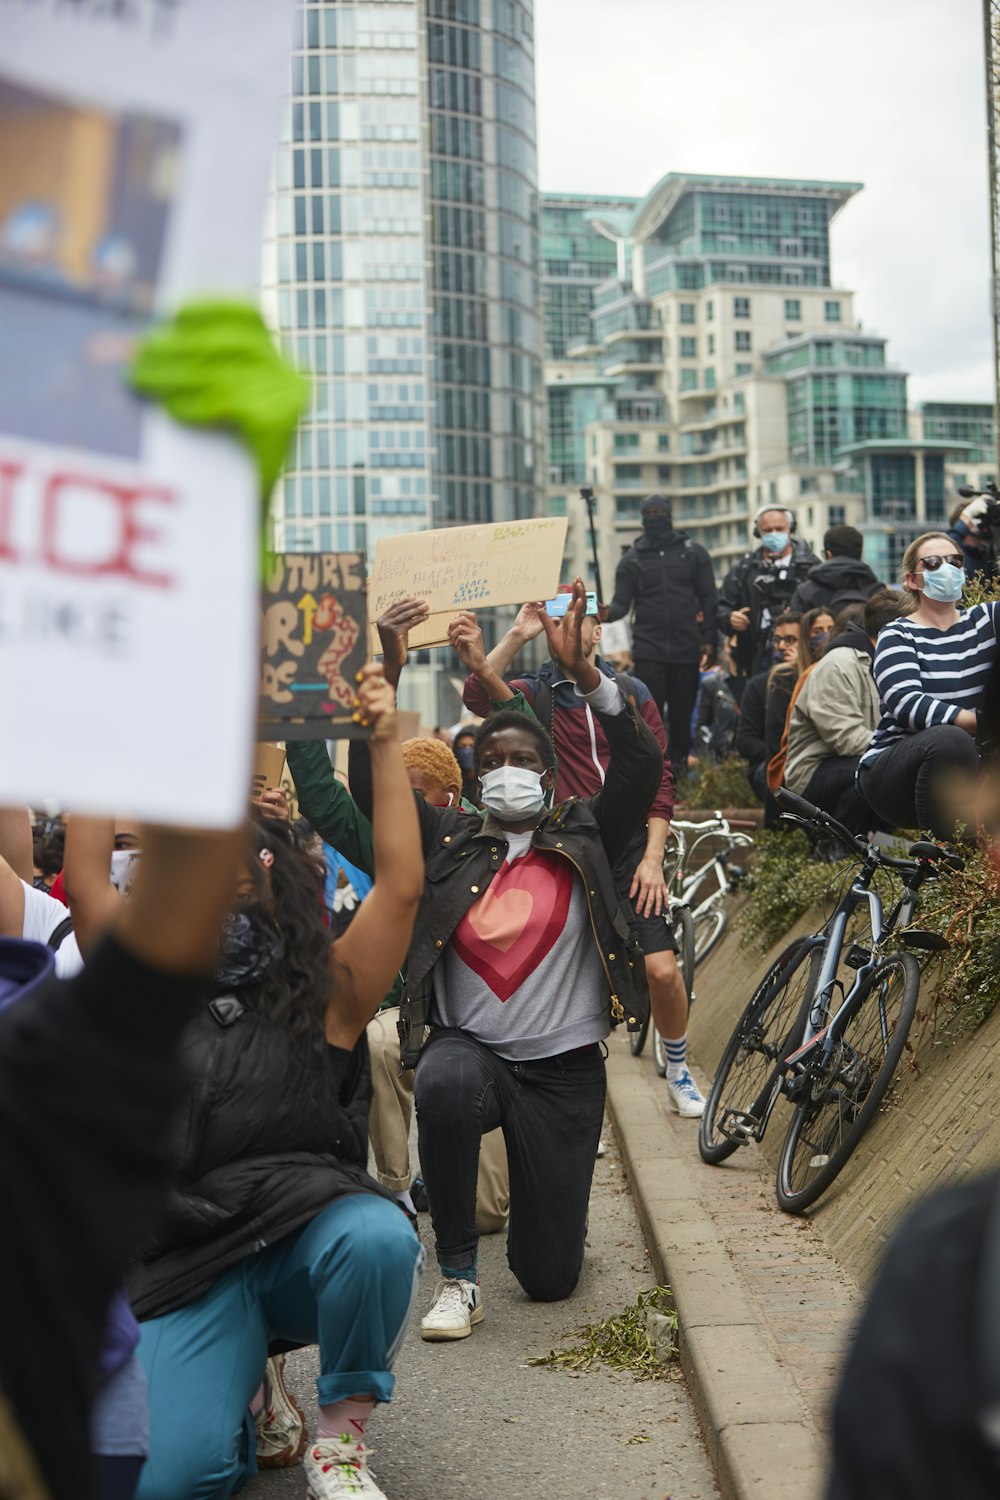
[773,634,799,647]
[916,554,964,572]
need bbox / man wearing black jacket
[788,525,881,616]
[605,494,717,775]
[717,507,820,678]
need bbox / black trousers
[633,659,700,771]
[802,756,873,835]
[857,726,980,841]
[413,1028,606,1302]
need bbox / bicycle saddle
[907,841,965,870]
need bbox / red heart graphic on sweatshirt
[451,850,573,1001]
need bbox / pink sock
[317,1398,373,1442]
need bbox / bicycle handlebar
[772,786,965,877]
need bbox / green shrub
[683,755,760,810]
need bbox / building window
[680,368,698,391]
[734,296,750,319]
[613,432,640,453]
[680,336,697,358]
[828,504,846,527]
[657,464,672,481]
[784,298,802,320]
[707,333,715,355]
[658,433,670,451]
[706,299,714,321]
[679,303,696,325]
[824,300,842,323]
[704,367,716,390]
[735,330,752,352]
[735,362,752,376]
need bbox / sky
[534,0,992,404]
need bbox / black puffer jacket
[788,556,881,616]
[607,528,717,665]
[128,994,397,1320]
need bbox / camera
[958,483,1000,542]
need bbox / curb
[605,1041,827,1500]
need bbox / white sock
[393,1188,416,1215]
[664,1034,688,1082]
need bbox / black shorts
[612,833,679,959]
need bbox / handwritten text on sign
[367,516,568,649]
[260,551,368,741]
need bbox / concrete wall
[688,902,1000,1287]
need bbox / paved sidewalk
[605,1034,860,1500]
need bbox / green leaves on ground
[528,1287,678,1380]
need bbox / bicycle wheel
[652,906,695,1076]
[699,938,820,1166]
[775,951,920,1214]
[693,902,728,967]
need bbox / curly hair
[401,736,462,790]
[241,811,334,1090]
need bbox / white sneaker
[304,1437,386,1499]
[254,1354,308,1469]
[667,1069,705,1118]
[419,1276,483,1341]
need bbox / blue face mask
[810,631,830,650]
[921,562,965,603]
[761,531,789,555]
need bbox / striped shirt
[860,602,1000,767]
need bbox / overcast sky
[534,0,991,404]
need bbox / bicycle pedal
[719,1108,757,1144]
[845,944,871,970]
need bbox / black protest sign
[259,552,368,741]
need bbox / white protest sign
[0,0,293,827]
[368,516,569,650]
[600,617,633,657]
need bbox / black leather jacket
[398,694,662,1067]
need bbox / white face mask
[479,766,547,821]
[110,849,141,898]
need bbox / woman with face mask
[127,666,426,1500]
[857,533,998,841]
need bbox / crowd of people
[6,404,1000,1500]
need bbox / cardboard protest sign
[395,710,421,743]
[368,517,569,650]
[0,0,292,827]
[251,744,287,801]
[260,552,368,742]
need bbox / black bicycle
[699,787,959,1213]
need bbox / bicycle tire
[652,906,696,1076]
[698,938,820,1166]
[693,903,728,967]
[775,950,920,1214]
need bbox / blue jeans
[413,1029,606,1302]
[136,1194,423,1500]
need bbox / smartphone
[546,592,598,617]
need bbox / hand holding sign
[355,663,397,742]
[376,596,431,688]
[447,611,489,675]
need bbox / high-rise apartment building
[543,172,987,594]
[262,0,543,719]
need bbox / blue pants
[136,1194,423,1500]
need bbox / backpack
[530,668,644,745]
[698,678,739,760]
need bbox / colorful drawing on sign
[260,552,367,740]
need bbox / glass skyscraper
[262,0,544,574]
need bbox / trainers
[255,1354,308,1470]
[304,1437,386,1498]
[419,1277,483,1341]
[667,1069,705,1118]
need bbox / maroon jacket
[462,656,674,825]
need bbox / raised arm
[375,596,431,691]
[326,665,424,1048]
[286,739,375,877]
[449,611,514,705]
[62,817,122,959]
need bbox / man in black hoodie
[605,494,717,775]
[788,524,881,616]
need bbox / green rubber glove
[129,300,310,531]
